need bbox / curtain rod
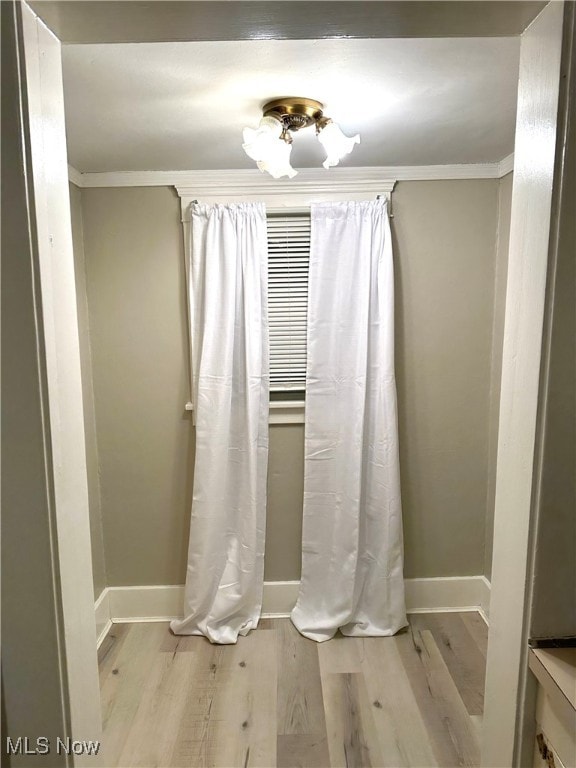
[191,193,394,217]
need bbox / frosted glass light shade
[242,115,296,178]
[256,140,297,179]
[318,121,360,169]
[242,116,283,161]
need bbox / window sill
[269,400,305,424]
[185,400,305,425]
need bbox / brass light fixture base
[263,97,324,132]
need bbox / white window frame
[176,169,396,424]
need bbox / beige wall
[79,179,505,587]
[392,180,500,577]
[484,172,513,578]
[70,183,107,597]
[81,187,193,586]
[265,425,305,581]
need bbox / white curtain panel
[291,200,407,642]
[171,203,269,644]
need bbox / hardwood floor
[97,612,487,768]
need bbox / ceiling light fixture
[242,97,360,179]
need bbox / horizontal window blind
[267,212,310,391]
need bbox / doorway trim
[481,2,565,765]
[18,2,566,764]
[20,2,102,750]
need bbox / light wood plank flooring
[97,612,487,768]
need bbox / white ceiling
[62,38,520,173]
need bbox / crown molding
[498,152,515,177]
[67,162,510,190]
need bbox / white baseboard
[478,575,491,623]
[94,576,491,637]
[109,584,183,621]
[406,575,492,622]
[94,588,112,648]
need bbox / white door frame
[18,1,566,765]
[19,2,102,755]
[482,3,565,765]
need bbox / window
[177,178,395,422]
[267,211,310,395]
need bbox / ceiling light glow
[242,97,360,179]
